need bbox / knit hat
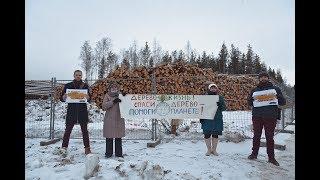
[208,83,218,89]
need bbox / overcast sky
[26,0,294,85]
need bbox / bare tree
[94,37,112,79]
[128,40,139,68]
[79,40,93,82]
[152,38,163,66]
[185,40,192,62]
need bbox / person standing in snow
[60,70,92,155]
[200,83,226,156]
[247,71,286,166]
[102,82,126,158]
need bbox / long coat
[200,95,226,135]
[60,80,90,125]
[102,93,125,138]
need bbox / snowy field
[25,100,295,179]
[25,132,295,180]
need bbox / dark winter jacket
[248,81,286,119]
[200,94,226,135]
[60,80,91,125]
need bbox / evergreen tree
[253,54,262,74]
[171,50,178,62]
[217,42,229,73]
[140,42,151,67]
[122,58,130,69]
[239,53,246,74]
[244,44,254,74]
[162,51,172,64]
[228,44,240,74]
[275,69,284,84]
[149,56,154,67]
[190,51,196,65]
[177,50,185,62]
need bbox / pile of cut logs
[55,62,259,110]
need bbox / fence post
[151,72,157,141]
[281,108,285,130]
[291,104,294,123]
[52,77,56,139]
[49,77,54,139]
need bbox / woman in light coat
[102,83,125,158]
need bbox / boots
[248,154,257,160]
[268,158,280,166]
[211,138,219,156]
[204,138,212,156]
[85,147,91,155]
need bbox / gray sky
[26,0,294,85]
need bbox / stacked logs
[88,62,259,110]
[53,62,259,110]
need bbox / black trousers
[105,138,123,157]
[62,122,90,148]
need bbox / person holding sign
[102,83,126,158]
[247,71,286,166]
[60,70,92,155]
[200,83,226,156]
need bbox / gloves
[113,98,122,103]
[216,101,221,107]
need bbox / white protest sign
[66,89,88,103]
[252,89,278,107]
[118,94,219,119]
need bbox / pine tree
[149,56,154,67]
[239,53,246,74]
[171,50,178,62]
[177,50,185,62]
[190,51,196,65]
[140,42,151,67]
[244,44,254,74]
[261,62,267,72]
[162,51,172,64]
[201,51,209,68]
[122,58,130,69]
[253,54,262,74]
[217,42,229,73]
[275,69,284,84]
[196,55,202,68]
[228,44,240,74]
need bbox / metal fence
[25,75,295,141]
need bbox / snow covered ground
[25,100,295,179]
[25,132,295,180]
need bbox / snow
[25,100,295,179]
[26,134,295,179]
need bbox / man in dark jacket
[247,72,286,166]
[60,70,92,155]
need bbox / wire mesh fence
[25,76,295,141]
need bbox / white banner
[66,89,88,103]
[118,94,219,119]
[252,89,278,107]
